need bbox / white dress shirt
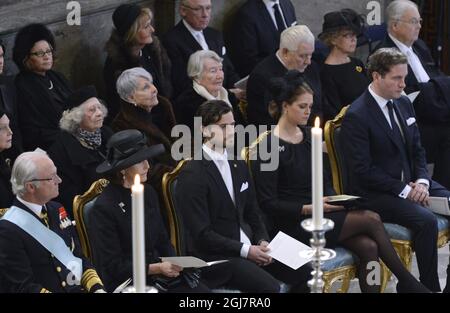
[368,85,429,198]
[262,0,288,30]
[183,19,209,50]
[17,197,44,217]
[389,34,430,83]
[202,144,252,258]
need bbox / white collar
[368,84,391,110]
[17,197,43,217]
[389,33,413,53]
[263,0,280,9]
[183,19,204,37]
[202,144,228,162]
[275,50,289,70]
[193,81,231,106]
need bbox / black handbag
[152,269,201,292]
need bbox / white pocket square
[406,117,416,126]
[291,21,298,27]
[240,182,249,192]
[222,46,227,56]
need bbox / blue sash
[1,206,82,281]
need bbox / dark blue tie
[387,101,404,144]
[387,101,411,182]
[273,3,286,34]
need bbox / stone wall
[0,0,387,95]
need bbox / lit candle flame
[134,174,141,186]
[314,117,320,128]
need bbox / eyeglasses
[27,173,60,183]
[397,18,422,26]
[182,4,212,14]
[29,49,53,58]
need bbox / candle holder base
[301,218,336,293]
[122,286,159,293]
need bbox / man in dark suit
[0,40,22,161]
[372,0,450,189]
[176,100,310,293]
[228,0,297,77]
[0,151,105,293]
[162,0,240,97]
[341,48,450,292]
[247,25,322,127]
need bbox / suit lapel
[366,93,405,152]
[178,21,203,50]
[229,160,242,212]
[202,158,236,209]
[256,0,278,35]
[392,100,414,163]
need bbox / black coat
[247,54,323,126]
[175,157,269,261]
[15,70,72,151]
[90,183,175,292]
[228,0,297,77]
[0,155,12,209]
[0,199,103,293]
[103,34,172,123]
[162,21,240,97]
[0,75,23,159]
[47,127,112,217]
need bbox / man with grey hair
[341,47,450,293]
[0,151,106,293]
[373,0,450,190]
[247,25,322,127]
[162,0,240,97]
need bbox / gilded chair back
[324,106,350,194]
[73,179,109,262]
[161,159,190,256]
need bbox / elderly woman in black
[48,86,112,217]
[319,9,369,121]
[13,23,73,150]
[251,70,429,293]
[174,50,242,130]
[91,129,210,293]
[113,67,176,191]
[104,4,172,123]
[0,108,13,209]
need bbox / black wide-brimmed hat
[96,129,165,174]
[65,85,98,110]
[13,23,55,71]
[318,9,365,39]
[113,4,141,36]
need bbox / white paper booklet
[160,256,228,268]
[267,231,313,270]
[233,75,249,90]
[426,197,450,216]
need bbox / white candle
[311,117,323,230]
[131,174,146,293]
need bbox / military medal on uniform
[58,207,72,230]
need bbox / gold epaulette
[40,288,51,293]
[81,269,104,292]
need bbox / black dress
[251,127,347,248]
[320,57,369,121]
[47,127,112,217]
[0,154,13,209]
[15,70,72,150]
[91,183,209,293]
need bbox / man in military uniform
[0,150,105,293]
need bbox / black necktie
[387,101,404,144]
[40,206,49,227]
[273,3,286,33]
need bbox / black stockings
[338,210,429,293]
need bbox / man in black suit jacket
[176,100,310,292]
[228,0,297,77]
[247,25,322,127]
[372,0,450,189]
[162,0,240,97]
[0,151,105,293]
[341,48,450,292]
